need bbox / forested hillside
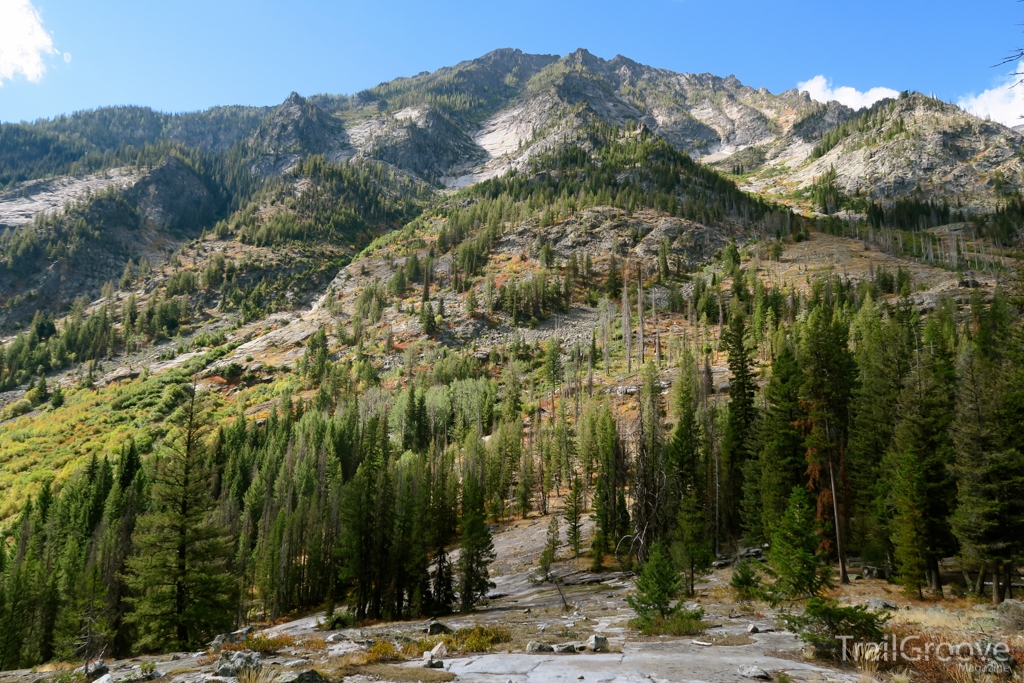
[0,49,1022,674]
[0,116,1019,667]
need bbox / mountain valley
[0,47,1022,683]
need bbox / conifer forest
[0,47,1023,681]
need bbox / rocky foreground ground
[2,512,1022,683]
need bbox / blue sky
[2,0,1023,124]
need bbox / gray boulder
[273,671,327,683]
[861,565,887,579]
[423,659,444,669]
[997,599,1024,631]
[970,617,1000,630]
[427,620,452,635]
[219,651,260,674]
[738,666,771,679]
[553,643,577,653]
[862,598,897,611]
[586,634,608,652]
[75,663,108,681]
[210,625,255,650]
[216,664,237,678]
[975,637,1017,673]
[526,641,554,653]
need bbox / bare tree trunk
[638,268,645,365]
[623,263,632,375]
[828,457,849,584]
[929,556,943,596]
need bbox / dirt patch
[327,663,455,682]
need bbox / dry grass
[300,636,327,650]
[888,607,971,634]
[852,642,880,683]
[416,625,513,654]
[222,634,295,654]
[325,662,454,682]
[705,633,755,646]
[237,666,279,683]
[366,640,401,663]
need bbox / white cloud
[957,62,1024,127]
[798,75,900,110]
[0,0,59,86]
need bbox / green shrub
[414,625,512,655]
[323,611,356,630]
[776,597,888,658]
[730,559,763,601]
[632,607,706,636]
[627,542,682,618]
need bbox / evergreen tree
[421,301,436,335]
[540,516,560,577]
[457,462,495,612]
[751,345,806,537]
[672,494,712,597]
[564,478,583,560]
[846,297,915,570]
[887,343,956,597]
[950,346,1024,604]
[799,304,856,583]
[124,385,234,651]
[767,486,833,602]
[605,253,621,297]
[544,336,562,389]
[721,305,757,539]
[633,362,668,554]
[627,542,681,618]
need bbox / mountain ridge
[3,48,1021,213]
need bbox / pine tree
[887,343,956,597]
[767,486,833,602]
[888,441,928,598]
[457,462,495,612]
[633,362,667,554]
[799,304,856,583]
[627,542,681,618]
[544,336,562,389]
[515,452,534,518]
[564,478,583,560]
[950,346,1024,604]
[540,516,560,577]
[847,297,915,572]
[124,385,234,651]
[752,345,806,537]
[605,253,621,296]
[421,301,436,335]
[672,494,712,597]
[721,304,756,539]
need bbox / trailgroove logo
[838,635,1014,672]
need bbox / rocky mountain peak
[250,91,349,174]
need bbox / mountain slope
[728,93,1024,211]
